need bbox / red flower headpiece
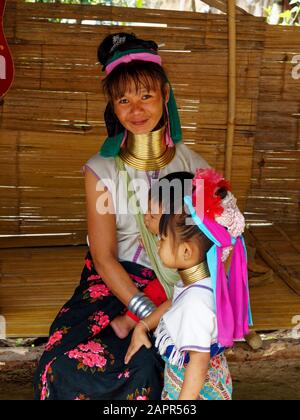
[192,168,231,220]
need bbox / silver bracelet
[130,294,146,315]
[128,292,156,319]
[136,299,155,319]
[128,292,144,313]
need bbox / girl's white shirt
[154,277,218,368]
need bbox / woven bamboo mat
[0,246,88,337]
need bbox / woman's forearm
[94,257,140,306]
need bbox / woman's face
[113,80,169,135]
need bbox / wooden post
[225,0,237,180]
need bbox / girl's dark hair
[149,171,194,215]
[159,212,213,256]
[97,33,169,137]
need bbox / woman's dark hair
[98,33,169,137]
[98,32,169,101]
[150,171,228,255]
[98,32,158,69]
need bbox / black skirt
[34,251,164,400]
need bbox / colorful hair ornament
[192,168,231,220]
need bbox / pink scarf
[185,197,251,348]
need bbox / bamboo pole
[225,0,237,180]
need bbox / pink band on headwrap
[105,53,162,74]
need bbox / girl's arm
[124,299,172,364]
[142,298,172,330]
[179,351,210,400]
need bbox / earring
[164,105,174,147]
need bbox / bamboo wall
[0,0,265,249]
[245,25,300,225]
[2,1,300,337]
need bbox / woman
[34,32,209,400]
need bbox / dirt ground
[0,332,299,400]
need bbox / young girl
[125,168,251,400]
[111,172,194,339]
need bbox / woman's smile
[130,119,149,126]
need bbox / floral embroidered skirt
[161,353,232,400]
[34,251,165,400]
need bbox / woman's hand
[125,323,152,365]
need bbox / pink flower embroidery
[87,284,110,300]
[45,330,63,351]
[40,360,55,400]
[118,368,130,380]
[95,312,110,327]
[90,311,110,336]
[59,307,70,316]
[67,340,108,370]
[87,274,102,282]
[85,258,93,271]
[91,325,101,336]
[128,273,149,286]
[78,341,104,354]
[40,387,47,400]
[74,394,90,400]
[127,387,151,400]
[141,268,153,278]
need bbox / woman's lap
[34,251,164,400]
[40,327,163,400]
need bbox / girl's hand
[125,323,152,365]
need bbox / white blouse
[83,142,209,268]
[155,277,218,368]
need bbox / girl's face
[113,80,169,135]
[157,234,178,269]
[157,225,203,270]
